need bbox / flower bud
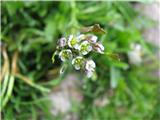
[57,37,67,48]
[93,42,104,54]
[85,60,96,78]
[86,34,98,43]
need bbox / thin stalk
[15,74,50,93]
[1,75,15,110]
[1,72,10,99]
[69,1,79,34]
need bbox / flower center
[62,51,70,59]
[81,44,88,52]
[75,59,81,64]
[71,38,77,46]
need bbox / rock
[49,74,83,118]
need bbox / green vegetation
[1,1,159,120]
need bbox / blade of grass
[1,75,15,110]
[1,72,10,99]
[15,73,50,93]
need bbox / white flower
[78,41,92,55]
[128,43,142,65]
[85,60,96,71]
[85,60,96,78]
[93,42,105,54]
[59,49,72,62]
[72,56,84,70]
[57,37,67,48]
[86,34,98,43]
[68,35,80,49]
[131,43,142,51]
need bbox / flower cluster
[53,33,105,78]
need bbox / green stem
[69,1,79,34]
[15,74,50,93]
[1,72,10,99]
[1,75,15,110]
[31,83,50,93]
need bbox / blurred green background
[1,1,159,120]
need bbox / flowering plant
[52,24,105,78]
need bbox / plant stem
[1,75,15,110]
[1,72,10,99]
[69,1,79,34]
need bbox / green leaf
[81,24,106,34]
[105,52,120,61]
[5,2,24,16]
[112,61,129,70]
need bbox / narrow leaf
[81,24,106,34]
[105,52,120,61]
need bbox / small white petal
[83,41,89,44]
[135,44,142,51]
[68,41,72,48]
[72,59,75,65]
[68,35,74,48]
[60,56,65,62]
[131,43,142,51]
[75,65,80,70]
[77,56,83,59]
[88,45,92,52]
[68,35,80,49]
[78,34,85,41]
[85,60,96,71]
[68,35,74,41]
[90,35,97,43]
[97,48,104,54]
[97,43,104,51]
[59,51,63,61]
[86,70,94,78]
[94,42,105,54]
[82,51,88,55]
[74,44,79,49]
[86,34,98,43]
